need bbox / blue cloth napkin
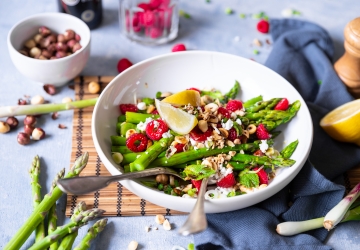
[194,19,360,250]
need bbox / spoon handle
[178,178,208,236]
[57,167,179,195]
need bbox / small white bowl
[92,51,313,213]
[7,12,91,87]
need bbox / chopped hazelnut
[0,121,10,134]
[17,132,30,145]
[31,95,45,105]
[6,117,19,129]
[32,128,46,140]
[88,81,100,94]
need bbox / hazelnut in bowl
[92,51,313,213]
[7,12,91,87]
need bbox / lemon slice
[155,99,198,135]
[320,99,360,146]
[162,90,201,106]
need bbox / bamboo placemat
[65,76,360,217]
[65,76,185,217]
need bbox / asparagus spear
[57,231,78,250]
[110,135,127,146]
[231,153,296,167]
[280,140,299,159]
[130,137,174,171]
[111,145,135,154]
[48,205,59,250]
[149,143,256,168]
[245,98,282,112]
[201,80,240,104]
[29,155,45,242]
[243,95,263,108]
[0,98,97,118]
[73,218,108,250]
[4,152,89,250]
[28,206,105,250]
[125,112,160,124]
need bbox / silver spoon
[57,167,182,195]
[178,177,209,236]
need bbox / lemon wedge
[320,99,360,146]
[162,90,201,106]
[155,99,198,135]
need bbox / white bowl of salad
[92,51,313,213]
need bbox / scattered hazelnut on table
[17,132,30,145]
[88,81,100,94]
[128,240,138,250]
[24,115,37,126]
[155,214,165,225]
[43,84,57,95]
[31,95,45,105]
[162,219,172,231]
[24,124,35,135]
[0,121,10,134]
[62,97,73,103]
[6,117,19,129]
[32,128,46,140]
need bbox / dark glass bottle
[58,0,103,30]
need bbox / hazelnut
[41,49,52,59]
[62,97,73,103]
[24,124,35,135]
[66,39,76,49]
[72,43,82,53]
[155,214,165,225]
[55,51,67,58]
[57,34,66,43]
[155,174,169,184]
[50,56,57,60]
[31,95,45,105]
[33,34,43,44]
[43,84,57,95]
[0,121,10,134]
[47,43,57,54]
[32,128,46,140]
[88,81,100,94]
[24,115,37,126]
[18,99,28,105]
[6,117,19,129]
[55,42,68,51]
[38,55,48,60]
[64,29,75,40]
[19,50,29,56]
[17,132,30,145]
[38,26,51,36]
[47,34,57,43]
[75,33,81,42]
[39,37,51,48]
[24,39,36,49]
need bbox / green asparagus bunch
[4,152,89,250]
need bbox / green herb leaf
[182,165,216,180]
[239,169,259,188]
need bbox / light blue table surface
[1,1,360,249]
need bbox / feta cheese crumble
[221,119,233,130]
[259,140,269,153]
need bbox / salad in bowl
[92,51,313,213]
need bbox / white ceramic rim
[92,50,313,213]
[7,12,91,63]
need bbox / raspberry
[151,109,159,115]
[137,3,152,11]
[149,0,161,9]
[191,179,202,192]
[256,124,271,140]
[117,58,133,73]
[189,126,213,142]
[253,167,268,185]
[228,127,239,141]
[218,107,231,118]
[253,149,265,157]
[187,87,201,94]
[119,104,138,114]
[274,98,289,111]
[126,133,148,152]
[257,20,270,33]
[143,10,155,26]
[171,43,186,52]
[145,119,169,140]
[226,100,243,112]
[174,143,185,153]
[217,173,237,188]
[149,27,163,38]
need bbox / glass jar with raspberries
[119,0,179,45]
